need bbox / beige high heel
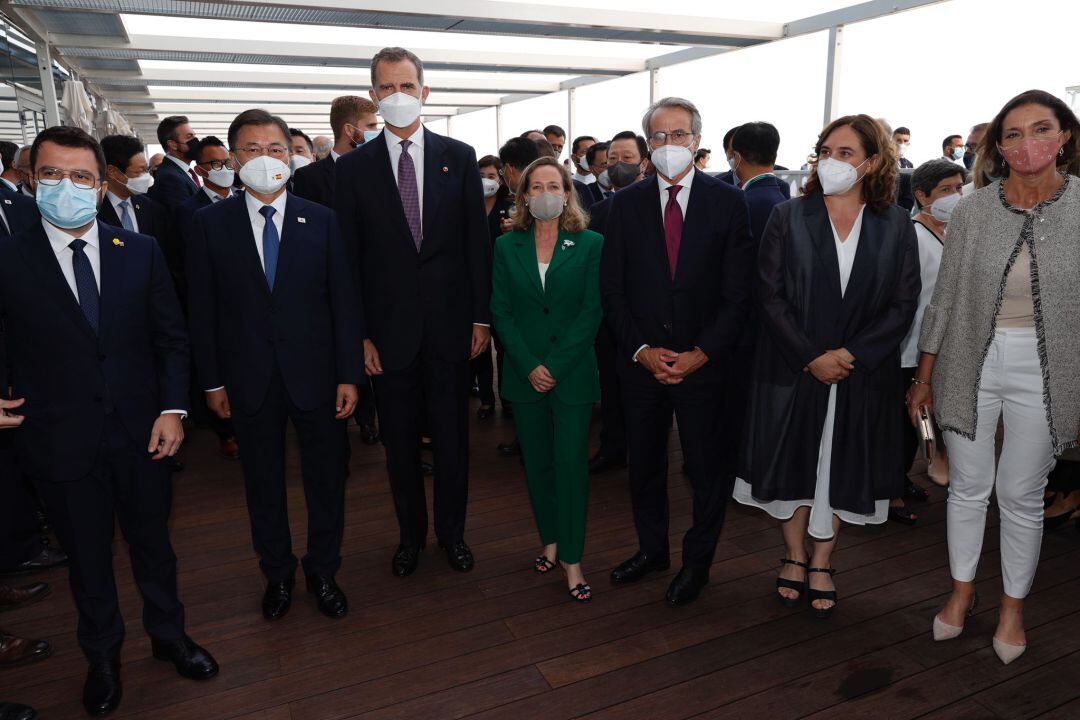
[992,637,1026,665]
[931,591,979,641]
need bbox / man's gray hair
[370,47,425,89]
[641,97,702,138]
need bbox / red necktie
[188,168,202,188]
[664,185,683,279]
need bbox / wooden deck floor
[3,406,1079,719]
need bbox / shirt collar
[105,189,131,209]
[43,217,99,254]
[385,124,425,152]
[0,177,17,192]
[330,149,340,161]
[657,166,696,194]
[204,185,231,202]
[244,188,287,220]
[166,154,192,172]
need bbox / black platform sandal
[807,567,837,619]
[569,583,592,603]
[534,556,556,574]
[776,558,808,608]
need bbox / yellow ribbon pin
[112,238,124,247]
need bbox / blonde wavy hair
[510,157,589,233]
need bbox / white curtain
[60,80,94,132]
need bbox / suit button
[543,308,549,315]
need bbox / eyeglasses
[648,130,695,147]
[235,143,289,160]
[36,167,100,189]
[197,159,233,171]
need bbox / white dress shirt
[203,185,231,203]
[244,189,287,271]
[43,218,183,416]
[573,170,595,185]
[0,177,17,193]
[330,149,340,162]
[166,154,193,175]
[633,168,697,362]
[385,124,425,229]
[900,220,945,367]
[105,189,140,233]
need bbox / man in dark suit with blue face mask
[334,47,492,578]
[0,126,217,717]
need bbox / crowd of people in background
[1,42,1079,720]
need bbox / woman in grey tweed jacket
[908,90,1080,665]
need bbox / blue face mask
[363,129,381,144]
[36,179,100,229]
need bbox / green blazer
[491,226,603,405]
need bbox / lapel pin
[442,166,449,173]
[134,203,141,210]
[297,217,306,224]
[112,237,124,247]
[2,199,10,205]
[561,238,575,250]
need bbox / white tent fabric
[60,79,93,132]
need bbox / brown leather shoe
[0,633,52,667]
[0,582,51,611]
[218,436,240,460]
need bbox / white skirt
[733,384,889,540]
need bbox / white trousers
[944,328,1056,598]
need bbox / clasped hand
[806,348,855,385]
[638,347,708,385]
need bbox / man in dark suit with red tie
[148,115,200,212]
[600,98,755,607]
[0,126,217,717]
[187,110,363,623]
[334,47,492,578]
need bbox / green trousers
[513,393,592,564]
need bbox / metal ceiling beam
[783,0,949,36]
[9,0,782,47]
[50,33,646,75]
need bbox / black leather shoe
[261,578,294,621]
[0,581,51,611]
[497,438,521,457]
[0,542,68,576]
[151,635,219,679]
[360,423,380,445]
[0,701,37,720]
[610,551,670,584]
[83,660,121,717]
[588,452,627,474]
[440,541,475,572]
[392,544,423,577]
[665,565,709,607]
[305,574,348,618]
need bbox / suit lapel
[97,222,126,344]
[275,193,305,297]
[18,222,97,342]
[132,195,152,235]
[803,192,843,303]
[98,198,120,228]
[633,176,669,281]
[544,230,576,285]
[673,171,706,285]
[511,229,544,299]
[370,135,415,247]
[226,195,271,296]
[420,128,447,259]
[839,207,879,313]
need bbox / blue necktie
[259,205,279,291]
[118,200,134,232]
[69,238,99,333]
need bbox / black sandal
[569,583,592,603]
[776,558,808,608]
[534,556,556,574]
[888,504,918,525]
[904,479,929,503]
[807,567,837,619]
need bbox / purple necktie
[664,185,683,279]
[397,139,422,251]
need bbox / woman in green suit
[491,157,603,603]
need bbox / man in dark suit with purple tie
[334,47,492,578]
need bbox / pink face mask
[998,131,1063,176]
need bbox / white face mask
[527,192,565,221]
[597,169,612,190]
[726,154,737,171]
[125,172,154,195]
[378,92,423,129]
[929,191,961,223]
[817,156,869,196]
[897,142,909,159]
[238,155,291,194]
[481,177,500,198]
[651,144,694,180]
[207,166,235,188]
[290,154,313,172]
